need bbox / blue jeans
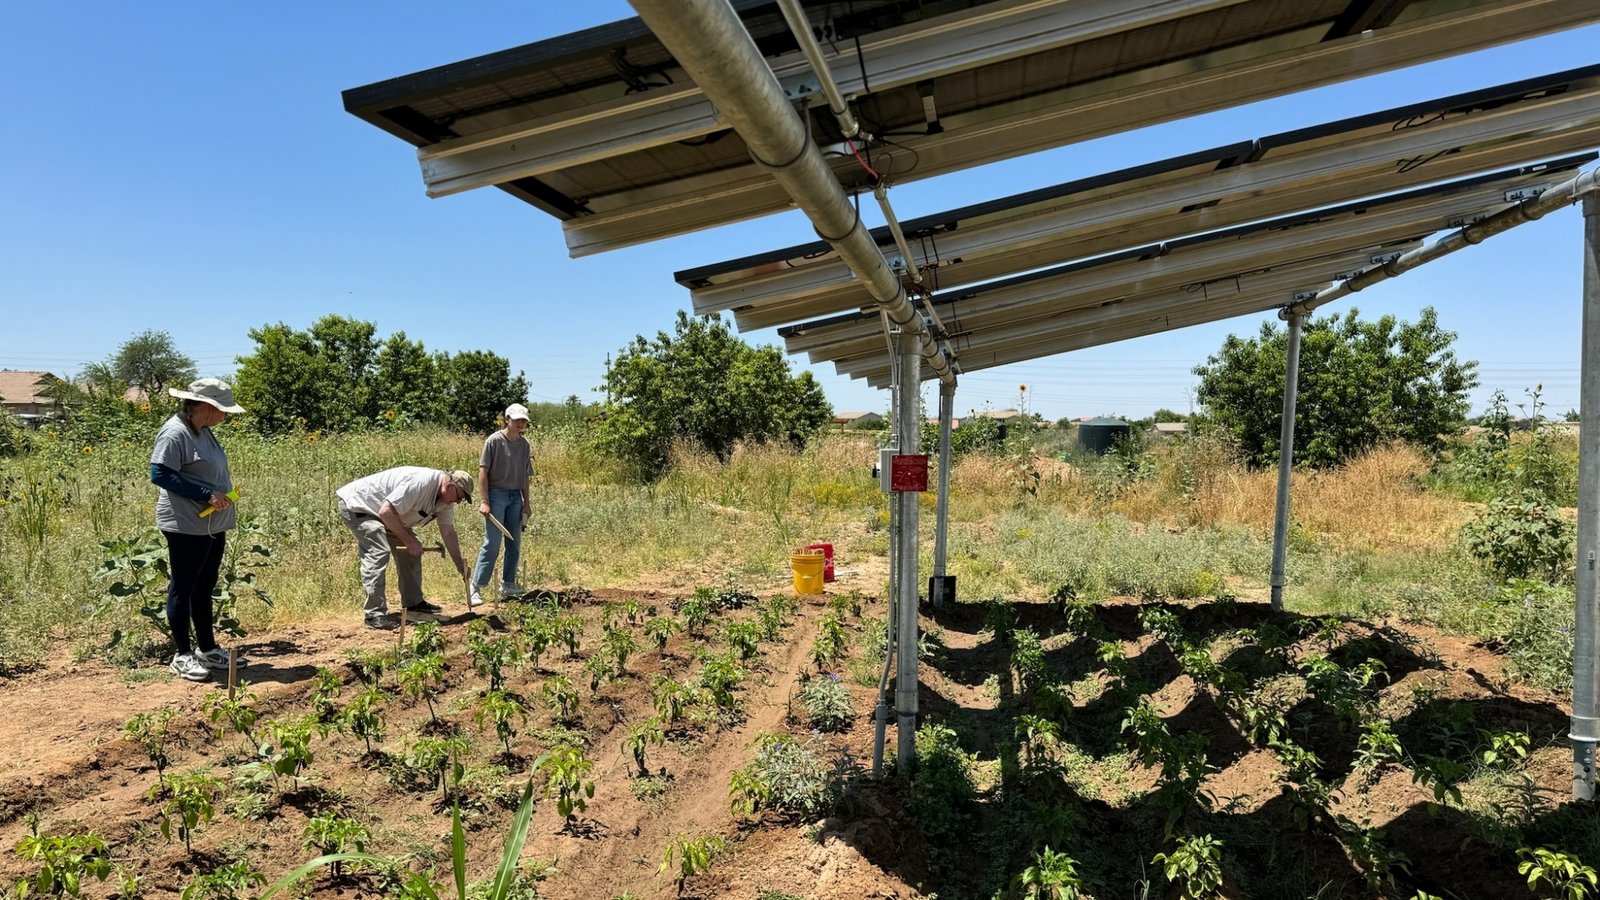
[473,488,523,587]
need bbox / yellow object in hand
[198,487,241,518]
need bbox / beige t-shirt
[336,466,455,528]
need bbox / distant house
[0,371,65,423]
[1151,421,1189,440]
[834,411,884,427]
[968,408,1028,440]
[970,409,1025,423]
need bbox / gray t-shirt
[151,414,235,535]
[480,430,533,491]
[336,466,456,529]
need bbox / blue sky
[4,4,1597,421]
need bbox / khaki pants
[337,499,424,615]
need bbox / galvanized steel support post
[1269,311,1305,612]
[931,379,956,608]
[1574,192,1600,800]
[895,328,923,770]
[628,0,953,384]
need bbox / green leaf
[259,853,387,898]
[451,804,467,900]
[487,780,539,900]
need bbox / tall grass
[0,420,1564,688]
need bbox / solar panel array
[345,0,1600,255]
[345,1,1600,380]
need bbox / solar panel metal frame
[342,0,1600,257]
[677,64,1600,331]
[776,157,1594,385]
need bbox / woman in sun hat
[149,377,245,682]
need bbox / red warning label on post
[890,454,930,492]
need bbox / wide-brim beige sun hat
[168,378,245,414]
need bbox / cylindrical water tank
[1077,416,1131,455]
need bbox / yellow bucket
[791,550,826,595]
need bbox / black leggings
[163,530,226,655]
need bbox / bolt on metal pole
[1574,192,1600,800]
[895,328,923,771]
[1269,311,1305,612]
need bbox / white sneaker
[469,587,486,608]
[500,582,526,596]
[169,652,210,682]
[195,647,247,670]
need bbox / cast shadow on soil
[836,596,1575,900]
[233,639,320,685]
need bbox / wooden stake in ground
[227,649,237,700]
[398,603,407,650]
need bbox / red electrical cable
[848,139,880,181]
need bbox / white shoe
[500,582,526,596]
[169,652,210,682]
[195,647,247,669]
[469,587,486,608]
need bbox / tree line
[37,305,1482,477]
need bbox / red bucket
[805,542,834,582]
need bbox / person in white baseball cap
[470,402,534,604]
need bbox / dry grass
[1,424,1483,669]
[1171,442,1466,551]
[947,436,1464,553]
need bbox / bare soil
[0,587,1582,899]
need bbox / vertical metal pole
[1574,193,1600,800]
[1269,312,1305,612]
[932,380,955,601]
[895,328,923,770]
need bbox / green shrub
[182,859,265,900]
[798,675,852,732]
[1462,491,1574,584]
[909,724,979,889]
[157,770,222,853]
[9,816,111,898]
[730,733,847,820]
[300,814,369,877]
[1009,846,1084,899]
[1474,579,1575,693]
[658,833,727,896]
[1152,833,1224,900]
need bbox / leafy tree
[1150,408,1188,424]
[1193,307,1476,467]
[106,330,197,398]
[232,323,343,433]
[372,332,440,427]
[308,316,380,428]
[435,350,529,432]
[595,311,832,479]
[233,316,526,434]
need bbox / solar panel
[343,0,1600,256]
[679,65,1600,331]
[774,157,1593,385]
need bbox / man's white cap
[505,403,531,421]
